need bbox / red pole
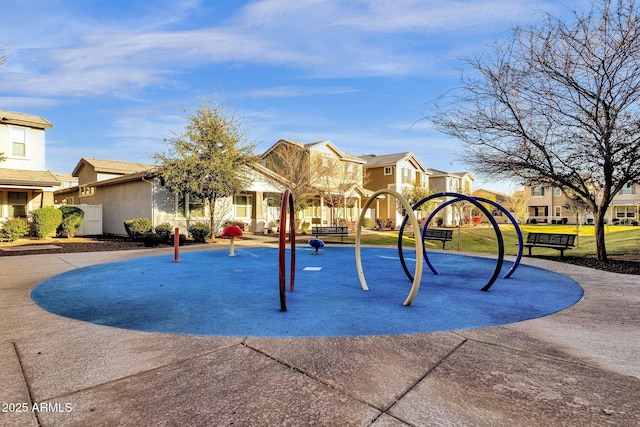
[173,227,180,262]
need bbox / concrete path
[1,243,638,426]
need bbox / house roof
[0,110,52,129]
[72,158,154,177]
[0,168,60,187]
[427,169,475,180]
[361,152,427,172]
[261,139,366,164]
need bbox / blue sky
[1,0,588,193]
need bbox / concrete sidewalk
[1,244,639,426]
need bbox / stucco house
[54,157,284,236]
[0,110,60,223]
[261,139,369,229]
[361,152,429,227]
[610,183,639,225]
[427,169,475,226]
[472,189,515,224]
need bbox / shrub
[1,218,30,242]
[32,206,63,238]
[57,206,85,238]
[221,220,245,229]
[361,218,373,229]
[154,223,172,243]
[142,232,162,247]
[188,222,211,242]
[170,232,187,246]
[124,218,152,241]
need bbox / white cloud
[0,0,572,102]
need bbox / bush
[361,218,373,229]
[154,223,172,243]
[32,206,62,238]
[1,218,30,242]
[170,232,187,246]
[57,206,85,238]
[188,222,211,242]
[124,218,152,241]
[142,232,162,247]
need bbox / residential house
[427,169,475,226]
[472,188,514,224]
[260,139,369,229]
[360,152,429,228]
[609,183,639,225]
[55,157,283,236]
[0,110,60,223]
[523,184,591,225]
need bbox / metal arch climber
[278,189,296,312]
[420,196,523,279]
[472,196,523,279]
[397,192,504,292]
[356,188,424,306]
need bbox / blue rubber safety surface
[31,247,583,338]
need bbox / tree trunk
[209,196,216,240]
[593,209,607,261]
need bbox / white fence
[70,204,103,236]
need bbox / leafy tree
[433,0,640,260]
[154,100,257,238]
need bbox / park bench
[312,226,349,243]
[523,232,577,257]
[423,228,454,249]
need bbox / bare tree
[0,45,7,65]
[433,0,640,260]
[506,189,529,225]
[262,141,318,214]
[316,156,361,226]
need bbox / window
[8,192,28,218]
[555,206,562,217]
[554,187,562,197]
[532,186,545,197]
[384,166,392,175]
[79,186,95,197]
[621,184,633,195]
[401,168,411,184]
[235,194,253,218]
[177,194,206,218]
[346,163,355,174]
[188,195,205,217]
[9,126,28,157]
[304,198,321,217]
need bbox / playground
[31,246,583,337]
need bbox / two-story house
[427,169,475,226]
[0,110,60,223]
[609,183,639,225]
[260,139,368,229]
[523,184,594,225]
[361,152,429,227]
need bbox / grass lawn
[319,225,640,258]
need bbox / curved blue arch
[423,196,523,278]
[472,196,523,279]
[397,192,504,292]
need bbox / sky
[1,0,590,193]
